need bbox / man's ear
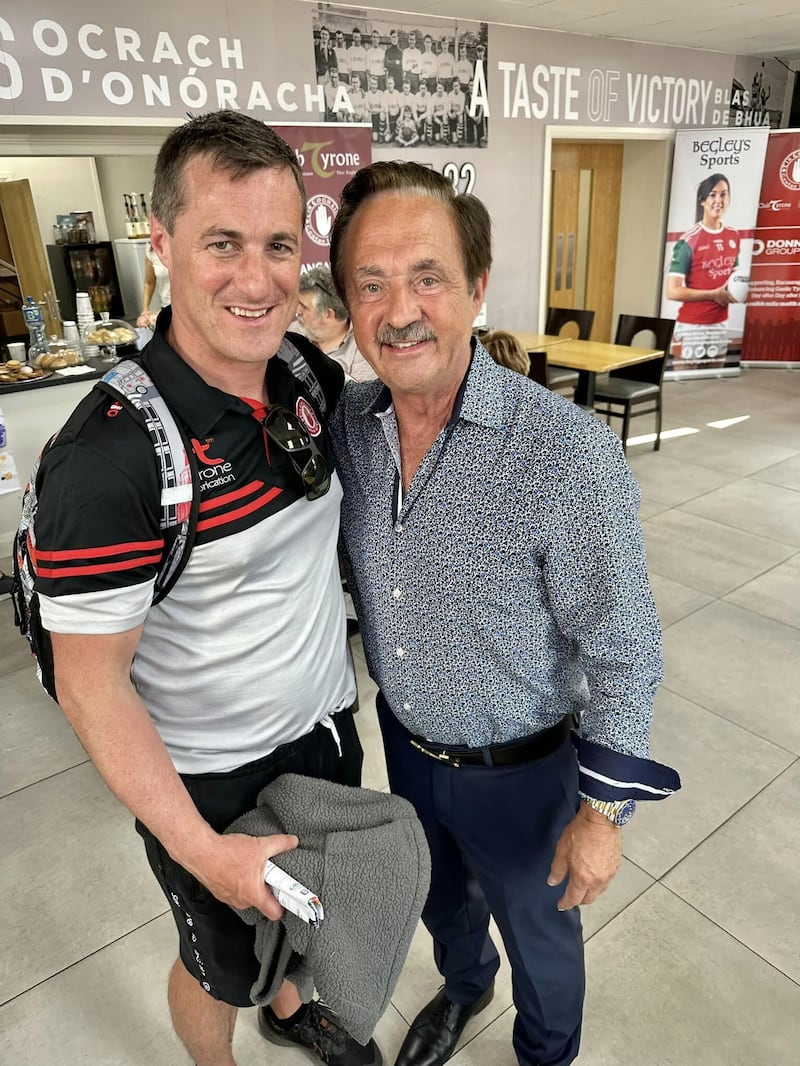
[149,217,170,269]
[471,269,489,316]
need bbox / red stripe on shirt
[197,487,282,532]
[199,480,265,514]
[35,552,164,579]
[34,539,164,562]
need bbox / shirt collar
[139,307,299,439]
[366,337,509,430]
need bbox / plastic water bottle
[22,297,48,364]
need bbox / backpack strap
[95,359,200,604]
[276,337,328,415]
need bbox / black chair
[526,351,549,388]
[592,315,675,453]
[544,307,595,391]
[545,306,595,341]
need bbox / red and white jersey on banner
[668,223,740,325]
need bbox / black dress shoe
[394,982,495,1066]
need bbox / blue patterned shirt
[331,341,678,800]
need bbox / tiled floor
[1,367,799,1064]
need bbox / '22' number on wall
[442,162,476,195]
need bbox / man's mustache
[377,323,437,346]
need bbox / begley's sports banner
[277,124,372,271]
[741,131,800,366]
[661,128,769,377]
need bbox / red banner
[742,131,800,364]
[278,124,372,271]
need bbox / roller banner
[741,130,800,366]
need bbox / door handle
[566,233,575,290]
[554,233,564,291]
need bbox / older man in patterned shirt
[328,161,679,1066]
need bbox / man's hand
[547,804,622,911]
[188,832,299,921]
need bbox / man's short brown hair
[151,111,306,234]
[329,161,491,304]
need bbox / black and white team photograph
[312,5,489,148]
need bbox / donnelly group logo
[778,149,800,192]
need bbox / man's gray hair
[299,267,349,322]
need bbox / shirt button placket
[392,514,409,717]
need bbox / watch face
[616,799,636,826]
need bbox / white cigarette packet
[263,859,324,928]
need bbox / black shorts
[136,708,363,1005]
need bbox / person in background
[465,77,487,147]
[402,30,423,93]
[666,172,739,362]
[328,160,679,1066]
[474,41,487,76]
[429,82,450,143]
[398,77,416,120]
[324,66,350,123]
[136,242,170,328]
[297,266,376,382]
[384,29,403,93]
[395,105,420,148]
[365,74,387,142]
[348,27,368,90]
[334,29,351,82]
[455,39,473,89]
[315,24,338,83]
[448,78,467,146]
[382,74,402,142]
[349,72,367,124]
[420,35,439,92]
[414,81,433,143]
[481,329,530,376]
[366,29,386,90]
[436,38,456,91]
[33,110,380,1066]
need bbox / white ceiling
[329,0,800,67]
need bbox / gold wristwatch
[579,794,636,827]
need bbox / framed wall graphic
[311,4,489,149]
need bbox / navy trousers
[378,695,584,1066]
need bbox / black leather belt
[409,714,574,768]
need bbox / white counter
[0,378,97,554]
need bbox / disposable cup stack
[75,292,95,348]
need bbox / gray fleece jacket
[225,773,431,1044]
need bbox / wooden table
[507,332,569,351]
[509,333,662,406]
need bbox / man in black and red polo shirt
[32,111,380,1066]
